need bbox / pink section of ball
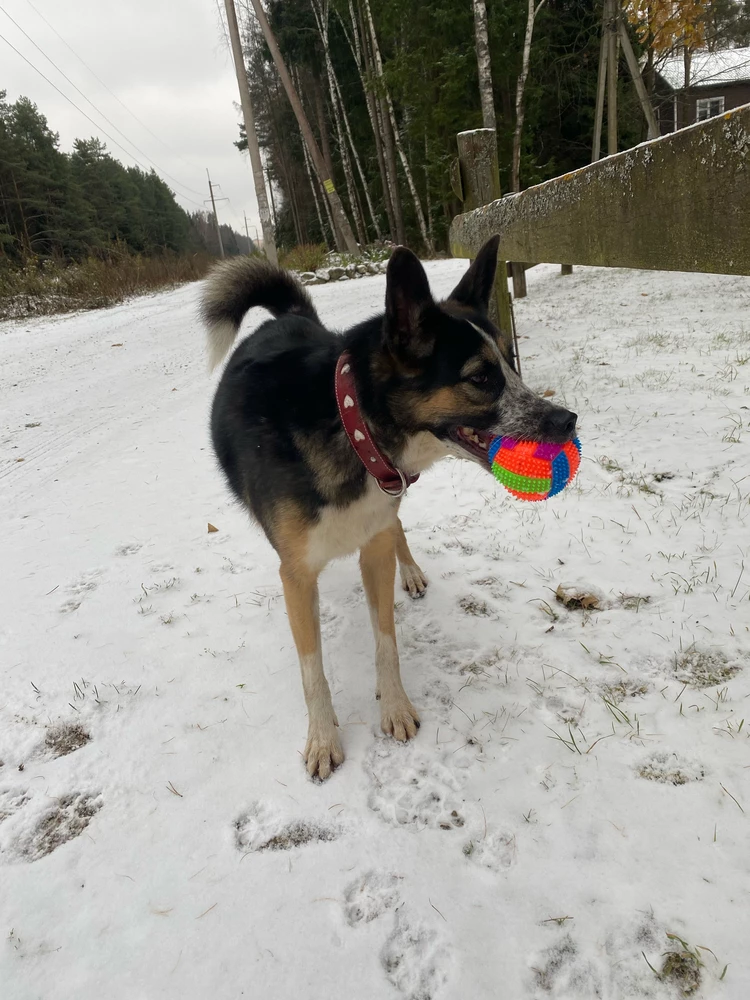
[533,442,564,461]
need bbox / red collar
[334,351,419,498]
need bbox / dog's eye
[469,374,488,386]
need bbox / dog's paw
[304,726,344,781]
[381,698,420,742]
[399,561,428,599]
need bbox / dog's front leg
[360,527,420,741]
[395,518,428,599]
[280,563,343,779]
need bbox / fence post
[455,128,514,361]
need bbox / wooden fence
[450,103,750,356]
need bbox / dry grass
[279,243,328,273]
[0,252,212,320]
[44,722,90,758]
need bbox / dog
[202,237,577,779]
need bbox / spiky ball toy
[488,436,581,501]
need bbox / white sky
[0,0,262,239]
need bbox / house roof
[657,47,750,89]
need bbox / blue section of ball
[487,436,503,464]
[548,451,570,497]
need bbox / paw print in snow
[381,910,449,999]
[58,569,102,613]
[0,790,102,862]
[463,828,517,872]
[343,870,402,926]
[365,741,467,830]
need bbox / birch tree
[362,0,434,253]
[247,0,359,253]
[311,0,376,243]
[335,0,395,239]
[512,0,547,193]
[473,0,496,131]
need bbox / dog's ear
[447,235,500,314]
[384,247,435,359]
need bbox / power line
[0,5,205,200]
[0,29,206,210]
[22,0,194,169]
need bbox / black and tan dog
[203,237,577,779]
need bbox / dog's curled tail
[201,256,321,370]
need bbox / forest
[0,91,249,316]
[235,0,750,253]
[1,0,749,316]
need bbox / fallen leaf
[555,584,600,611]
[542,389,556,398]
[207,523,219,533]
[111,343,123,347]
[15,457,25,463]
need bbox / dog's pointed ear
[447,235,500,314]
[384,247,435,359]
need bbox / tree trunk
[337,1,393,240]
[512,0,547,192]
[387,98,434,253]
[424,131,434,248]
[311,0,367,244]
[301,137,329,246]
[224,0,277,264]
[606,0,618,155]
[359,0,404,243]
[330,60,382,240]
[362,0,432,252]
[311,74,335,183]
[248,0,359,254]
[473,0,496,131]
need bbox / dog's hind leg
[279,562,343,780]
[395,518,428,599]
[360,527,420,741]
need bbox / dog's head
[380,236,577,470]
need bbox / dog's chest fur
[303,431,450,571]
[305,478,400,571]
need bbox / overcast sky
[1,0,262,238]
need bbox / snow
[658,46,750,90]
[1,260,749,998]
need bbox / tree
[248,0,360,253]
[0,92,219,269]
[625,1,708,88]
[224,0,277,264]
[512,0,548,193]
[473,0,497,131]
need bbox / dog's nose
[543,406,577,440]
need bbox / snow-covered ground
[1,261,749,999]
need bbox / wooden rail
[450,104,750,276]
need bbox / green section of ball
[492,464,551,495]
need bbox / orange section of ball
[496,440,551,479]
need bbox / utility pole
[606,0,618,155]
[206,168,225,258]
[224,0,277,265]
[593,0,658,161]
[247,0,359,255]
